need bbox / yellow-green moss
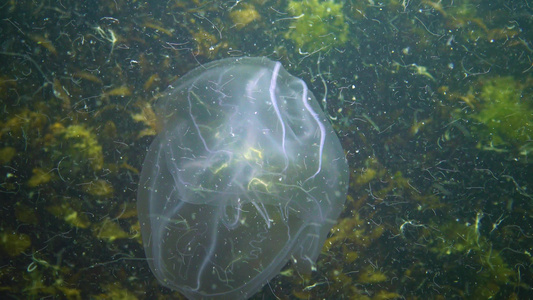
[93,218,132,242]
[358,265,388,283]
[62,125,104,171]
[95,283,138,300]
[429,219,516,295]
[83,179,114,197]
[229,4,261,29]
[0,230,31,257]
[285,0,348,52]
[0,147,16,164]
[469,76,533,156]
[27,168,53,187]
[46,202,91,228]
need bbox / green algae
[1,0,532,299]
[428,219,516,298]
[46,202,92,229]
[0,230,31,257]
[62,125,104,171]
[463,76,533,157]
[285,0,348,52]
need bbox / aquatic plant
[53,124,104,172]
[465,76,532,157]
[285,0,348,52]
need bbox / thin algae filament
[137,57,349,299]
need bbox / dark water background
[1,0,532,299]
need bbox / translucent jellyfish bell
[138,57,349,299]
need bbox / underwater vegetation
[470,76,532,157]
[427,220,517,299]
[444,75,533,159]
[50,124,105,172]
[1,0,532,299]
[285,0,348,52]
